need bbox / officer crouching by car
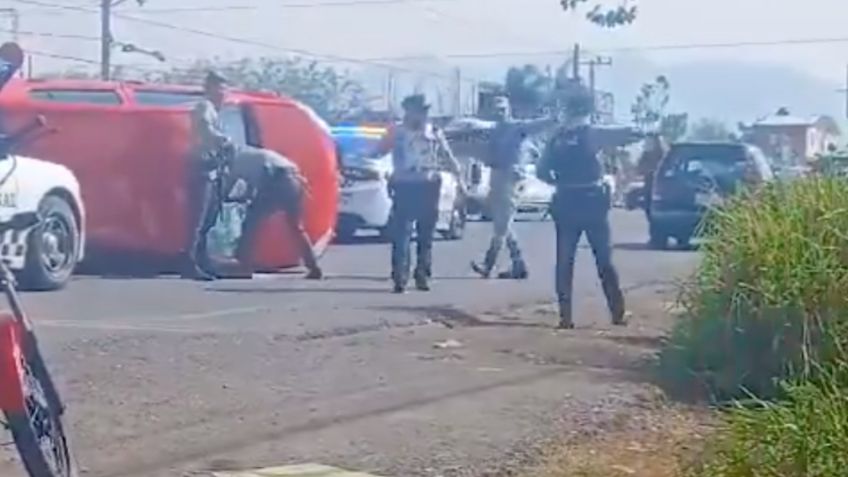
[373,94,465,293]
[185,71,323,281]
[537,90,627,329]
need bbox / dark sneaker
[497,268,529,280]
[305,268,324,280]
[612,311,631,327]
[414,276,430,292]
[470,261,492,278]
[392,283,406,294]
[557,320,575,330]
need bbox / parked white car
[333,126,466,242]
[0,139,86,291]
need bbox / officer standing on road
[185,71,323,281]
[470,96,556,280]
[374,94,464,293]
[537,90,627,329]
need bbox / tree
[559,0,638,27]
[631,75,670,133]
[688,118,734,142]
[504,64,554,117]
[43,57,369,121]
[660,113,689,143]
[144,57,369,120]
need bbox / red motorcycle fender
[0,317,26,413]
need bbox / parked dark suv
[648,142,774,248]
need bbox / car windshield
[666,145,748,177]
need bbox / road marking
[212,463,384,476]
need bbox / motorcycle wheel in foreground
[0,212,74,477]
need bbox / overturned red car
[0,78,339,271]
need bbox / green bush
[690,364,848,477]
[658,178,848,402]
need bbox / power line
[110,11,481,82]
[0,27,100,41]
[367,36,848,61]
[11,0,480,83]
[12,0,452,15]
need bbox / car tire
[648,223,669,250]
[334,222,357,243]
[675,234,692,249]
[19,195,80,291]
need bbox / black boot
[414,268,430,291]
[557,301,574,329]
[497,260,529,280]
[471,248,498,278]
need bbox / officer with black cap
[185,71,323,281]
[537,89,627,329]
[372,94,464,293]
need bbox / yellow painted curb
[212,463,385,477]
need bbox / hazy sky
[5,0,848,120]
[4,0,846,79]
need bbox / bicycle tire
[3,358,73,477]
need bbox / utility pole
[572,43,580,80]
[100,0,112,80]
[454,67,462,116]
[583,56,612,123]
[100,0,160,80]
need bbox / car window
[134,90,202,107]
[219,105,248,147]
[662,145,747,178]
[28,89,122,105]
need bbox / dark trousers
[187,165,319,272]
[234,167,319,272]
[552,186,625,323]
[643,174,654,220]
[188,164,221,269]
[390,178,441,286]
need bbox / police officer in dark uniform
[537,90,627,329]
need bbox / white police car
[333,125,465,242]
[0,43,85,290]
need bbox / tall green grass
[689,363,848,477]
[658,178,848,476]
[659,178,848,401]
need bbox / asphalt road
[1,210,698,477]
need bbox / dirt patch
[520,406,714,477]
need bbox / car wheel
[334,223,357,243]
[442,205,466,240]
[648,223,669,250]
[675,234,692,249]
[20,195,80,291]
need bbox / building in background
[743,108,841,165]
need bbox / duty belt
[557,180,604,190]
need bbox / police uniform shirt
[392,123,450,181]
[191,99,229,159]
